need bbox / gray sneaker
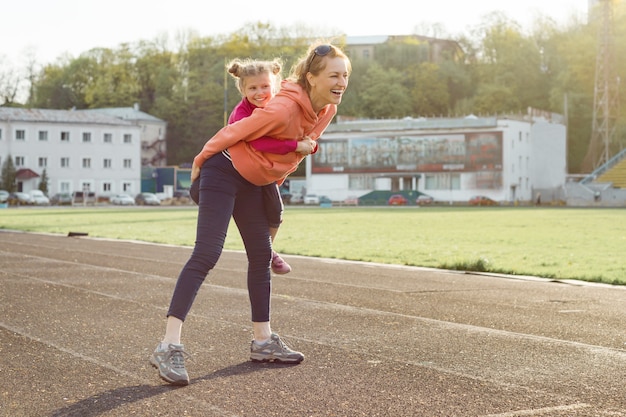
[250,333,304,364]
[150,343,190,385]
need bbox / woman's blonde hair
[226,58,283,95]
[289,41,351,92]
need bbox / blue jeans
[167,153,272,322]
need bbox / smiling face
[242,72,275,108]
[306,56,350,113]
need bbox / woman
[150,42,351,386]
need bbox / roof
[345,35,390,45]
[16,168,40,180]
[326,116,500,134]
[0,108,135,126]
[83,106,165,123]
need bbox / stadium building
[300,111,567,205]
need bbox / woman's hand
[296,136,316,155]
[191,163,201,182]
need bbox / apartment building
[0,108,142,196]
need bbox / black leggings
[167,153,272,322]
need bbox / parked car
[8,192,33,206]
[304,194,320,205]
[416,194,434,205]
[344,196,359,206]
[110,194,135,205]
[72,191,96,205]
[0,190,9,203]
[29,190,50,206]
[50,192,73,206]
[388,194,408,206]
[319,195,332,205]
[135,192,161,206]
[469,195,498,206]
[290,193,303,204]
[173,190,190,199]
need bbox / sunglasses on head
[307,44,332,70]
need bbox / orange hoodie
[193,81,337,186]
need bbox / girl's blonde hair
[289,41,351,93]
[226,58,283,95]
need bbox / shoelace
[274,335,295,352]
[166,348,191,368]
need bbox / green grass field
[2,206,625,285]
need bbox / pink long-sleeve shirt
[230,98,298,155]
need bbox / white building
[304,113,567,204]
[0,108,142,197]
[84,104,167,167]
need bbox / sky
[2,0,590,68]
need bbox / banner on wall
[312,132,503,174]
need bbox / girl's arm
[250,138,298,154]
[231,101,298,155]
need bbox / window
[424,173,460,190]
[123,134,132,144]
[82,132,91,143]
[0,128,3,139]
[348,175,374,190]
[16,130,25,140]
[59,181,71,192]
[60,157,70,168]
[15,156,25,166]
[103,158,112,169]
[123,158,132,168]
[38,157,47,168]
[123,182,132,192]
[61,131,70,142]
[102,182,112,192]
[103,133,112,143]
[82,158,91,168]
[39,131,48,141]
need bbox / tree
[1,155,17,192]
[38,168,49,194]
[409,62,450,116]
[359,63,412,118]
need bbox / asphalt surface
[2,230,626,416]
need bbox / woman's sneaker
[250,333,304,364]
[271,251,292,274]
[150,343,190,386]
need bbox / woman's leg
[233,182,273,329]
[233,184,304,364]
[166,153,238,324]
[152,154,240,385]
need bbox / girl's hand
[191,163,200,182]
[296,137,316,155]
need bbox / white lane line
[482,402,591,416]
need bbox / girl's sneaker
[271,251,291,274]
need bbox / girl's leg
[262,183,291,274]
